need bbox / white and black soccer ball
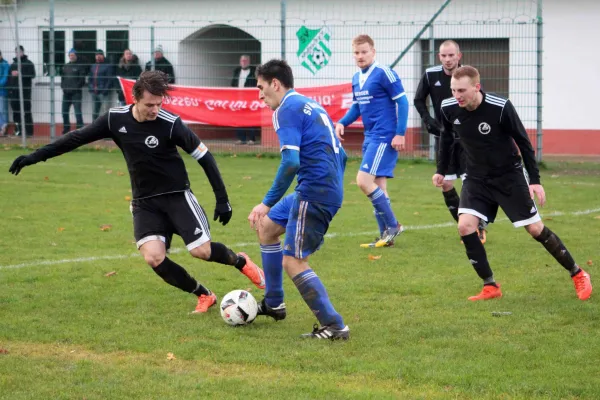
[220,290,258,326]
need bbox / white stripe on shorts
[369,142,387,175]
[295,200,309,259]
[184,190,211,250]
[136,235,166,249]
[458,207,488,222]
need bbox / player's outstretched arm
[197,151,232,226]
[8,114,111,176]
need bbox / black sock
[208,242,246,270]
[442,188,460,222]
[534,226,580,276]
[153,257,201,293]
[461,231,495,284]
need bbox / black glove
[423,115,442,136]
[214,199,232,226]
[9,155,35,175]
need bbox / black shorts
[434,136,465,180]
[131,190,211,250]
[458,167,541,227]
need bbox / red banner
[118,77,360,127]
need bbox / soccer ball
[220,290,258,326]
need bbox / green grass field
[1,149,599,399]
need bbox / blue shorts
[360,140,398,178]
[268,193,339,259]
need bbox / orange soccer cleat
[468,284,502,301]
[239,252,266,289]
[572,269,592,301]
[192,292,217,313]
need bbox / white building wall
[0,0,597,131]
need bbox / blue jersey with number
[272,90,347,207]
[352,61,406,142]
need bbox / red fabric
[118,77,361,128]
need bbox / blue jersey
[273,90,347,207]
[352,61,406,142]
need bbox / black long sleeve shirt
[28,106,213,199]
[438,91,540,184]
[414,65,453,123]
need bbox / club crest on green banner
[296,25,332,75]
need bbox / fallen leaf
[104,271,117,277]
[256,153,263,159]
[105,170,113,174]
[0,348,8,354]
[57,227,65,232]
[242,176,252,180]
[587,260,593,266]
[99,224,112,232]
[414,212,420,215]
[594,216,600,220]
[368,254,382,261]
[544,217,553,221]
[116,171,125,176]
[166,352,176,361]
[44,176,49,181]
[125,196,131,201]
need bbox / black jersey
[414,65,453,123]
[437,92,540,184]
[28,105,209,199]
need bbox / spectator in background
[7,45,35,137]
[116,48,142,106]
[145,45,175,83]
[231,55,258,145]
[60,49,86,134]
[0,50,8,136]
[88,49,115,121]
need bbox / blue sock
[368,188,398,229]
[260,243,284,308]
[374,210,386,236]
[292,269,344,329]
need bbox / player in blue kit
[247,59,350,340]
[335,34,409,248]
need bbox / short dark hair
[256,59,294,89]
[132,70,172,100]
[15,45,24,52]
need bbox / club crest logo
[478,122,491,135]
[145,135,159,148]
[296,25,332,75]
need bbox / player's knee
[442,180,454,192]
[190,242,211,260]
[457,220,477,236]
[257,216,281,243]
[144,252,166,268]
[525,221,544,238]
[282,256,309,278]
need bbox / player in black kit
[433,65,592,301]
[9,71,266,313]
[414,40,487,243]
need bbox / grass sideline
[1,149,599,399]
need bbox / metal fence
[0,0,542,159]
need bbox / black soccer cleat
[256,298,287,321]
[300,323,350,340]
